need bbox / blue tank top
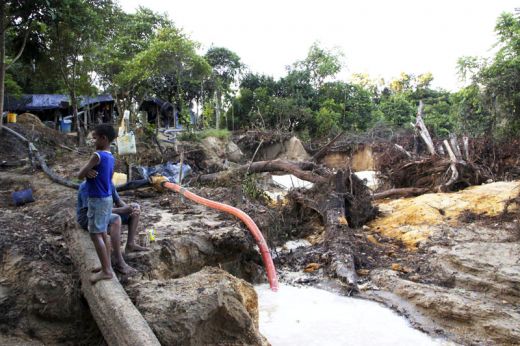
[86,151,115,198]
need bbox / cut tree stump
[64,226,161,346]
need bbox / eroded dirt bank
[363,182,520,345]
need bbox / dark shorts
[120,213,130,225]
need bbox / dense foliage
[1,2,518,139]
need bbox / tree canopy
[1,4,519,139]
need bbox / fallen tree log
[197,159,329,184]
[64,225,161,346]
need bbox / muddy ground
[1,119,519,345]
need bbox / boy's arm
[111,183,132,214]
[78,154,100,179]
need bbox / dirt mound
[369,180,520,248]
[16,113,45,126]
[0,117,75,165]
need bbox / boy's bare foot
[114,262,137,275]
[90,271,113,284]
[91,266,102,273]
[125,243,148,253]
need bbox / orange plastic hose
[163,182,279,291]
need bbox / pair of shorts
[87,196,113,233]
[78,210,123,231]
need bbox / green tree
[46,0,116,143]
[96,6,172,113]
[422,91,455,137]
[450,84,492,135]
[204,47,242,129]
[0,0,49,129]
[119,27,211,124]
[293,42,344,89]
[378,93,415,127]
[314,98,342,137]
[457,12,520,137]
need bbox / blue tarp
[26,94,70,110]
[3,95,32,112]
[80,95,114,107]
[137,162,192,184]
[4,94,114,112]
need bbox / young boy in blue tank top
[78,124,117,284]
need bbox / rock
[303,263,321,272]
[277,136,310,161]
[226,141,244,163]
[366,234,380,245]
[199,137,244,166]
[128,267,268,346]
[257,136,310,161]
[356,269,370,276]
[391,263,402,272]
[390,263,412,273]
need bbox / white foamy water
[256,284,447,346]
[272,174,314,190]
[354,170,379,190]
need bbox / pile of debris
[375,102,493,198]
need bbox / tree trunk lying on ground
[63,224,161,346]
[197,159,328,185]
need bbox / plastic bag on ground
[137,162,192,184]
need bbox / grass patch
[178,129,230,142]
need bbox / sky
[120,0,518,91]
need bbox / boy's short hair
[93,124,117,142]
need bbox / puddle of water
[256,284,449,346]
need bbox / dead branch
[463,136,470,161]
[394,144,412,158]
[372,187,430,200]
[198,159,329,185]
[449,133,463,160]
[311,131,345,162]
[247,139,264,174]
[4,126,79,189]
[415,101,436,155]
